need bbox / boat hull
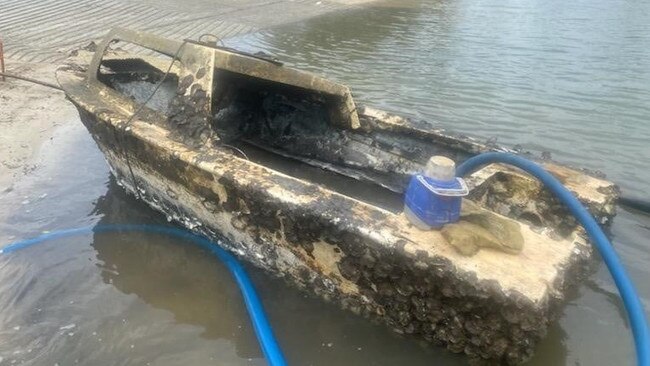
[55,29,618,364]
[73,105,592,365]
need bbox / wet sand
[0,63,77,192]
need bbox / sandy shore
[0,63,79,192]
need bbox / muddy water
[1,0,650,365]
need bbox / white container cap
[424,156,456,181]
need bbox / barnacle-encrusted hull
[57,28,619,364]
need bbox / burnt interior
[209,69,433,191]
[211,69,335,144]
[98,58,179,115]
[97,58,456,211]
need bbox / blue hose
[0,224,288,366]
[456,152,650,366]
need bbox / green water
[1,0,650,365]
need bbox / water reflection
[254,4,420,65]
[90,180,263,360]
[88,180,466,366]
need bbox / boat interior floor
[223,141,405,213]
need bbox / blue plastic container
[404,175,469,229]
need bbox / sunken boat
[57,28,618,364]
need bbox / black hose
[619,195,650,215]
[0,72,63,90]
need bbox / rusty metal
[0,72,62,90]
[0,38,5,82]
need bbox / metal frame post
[0,38,5,81]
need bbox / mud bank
[0,62,78,191]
